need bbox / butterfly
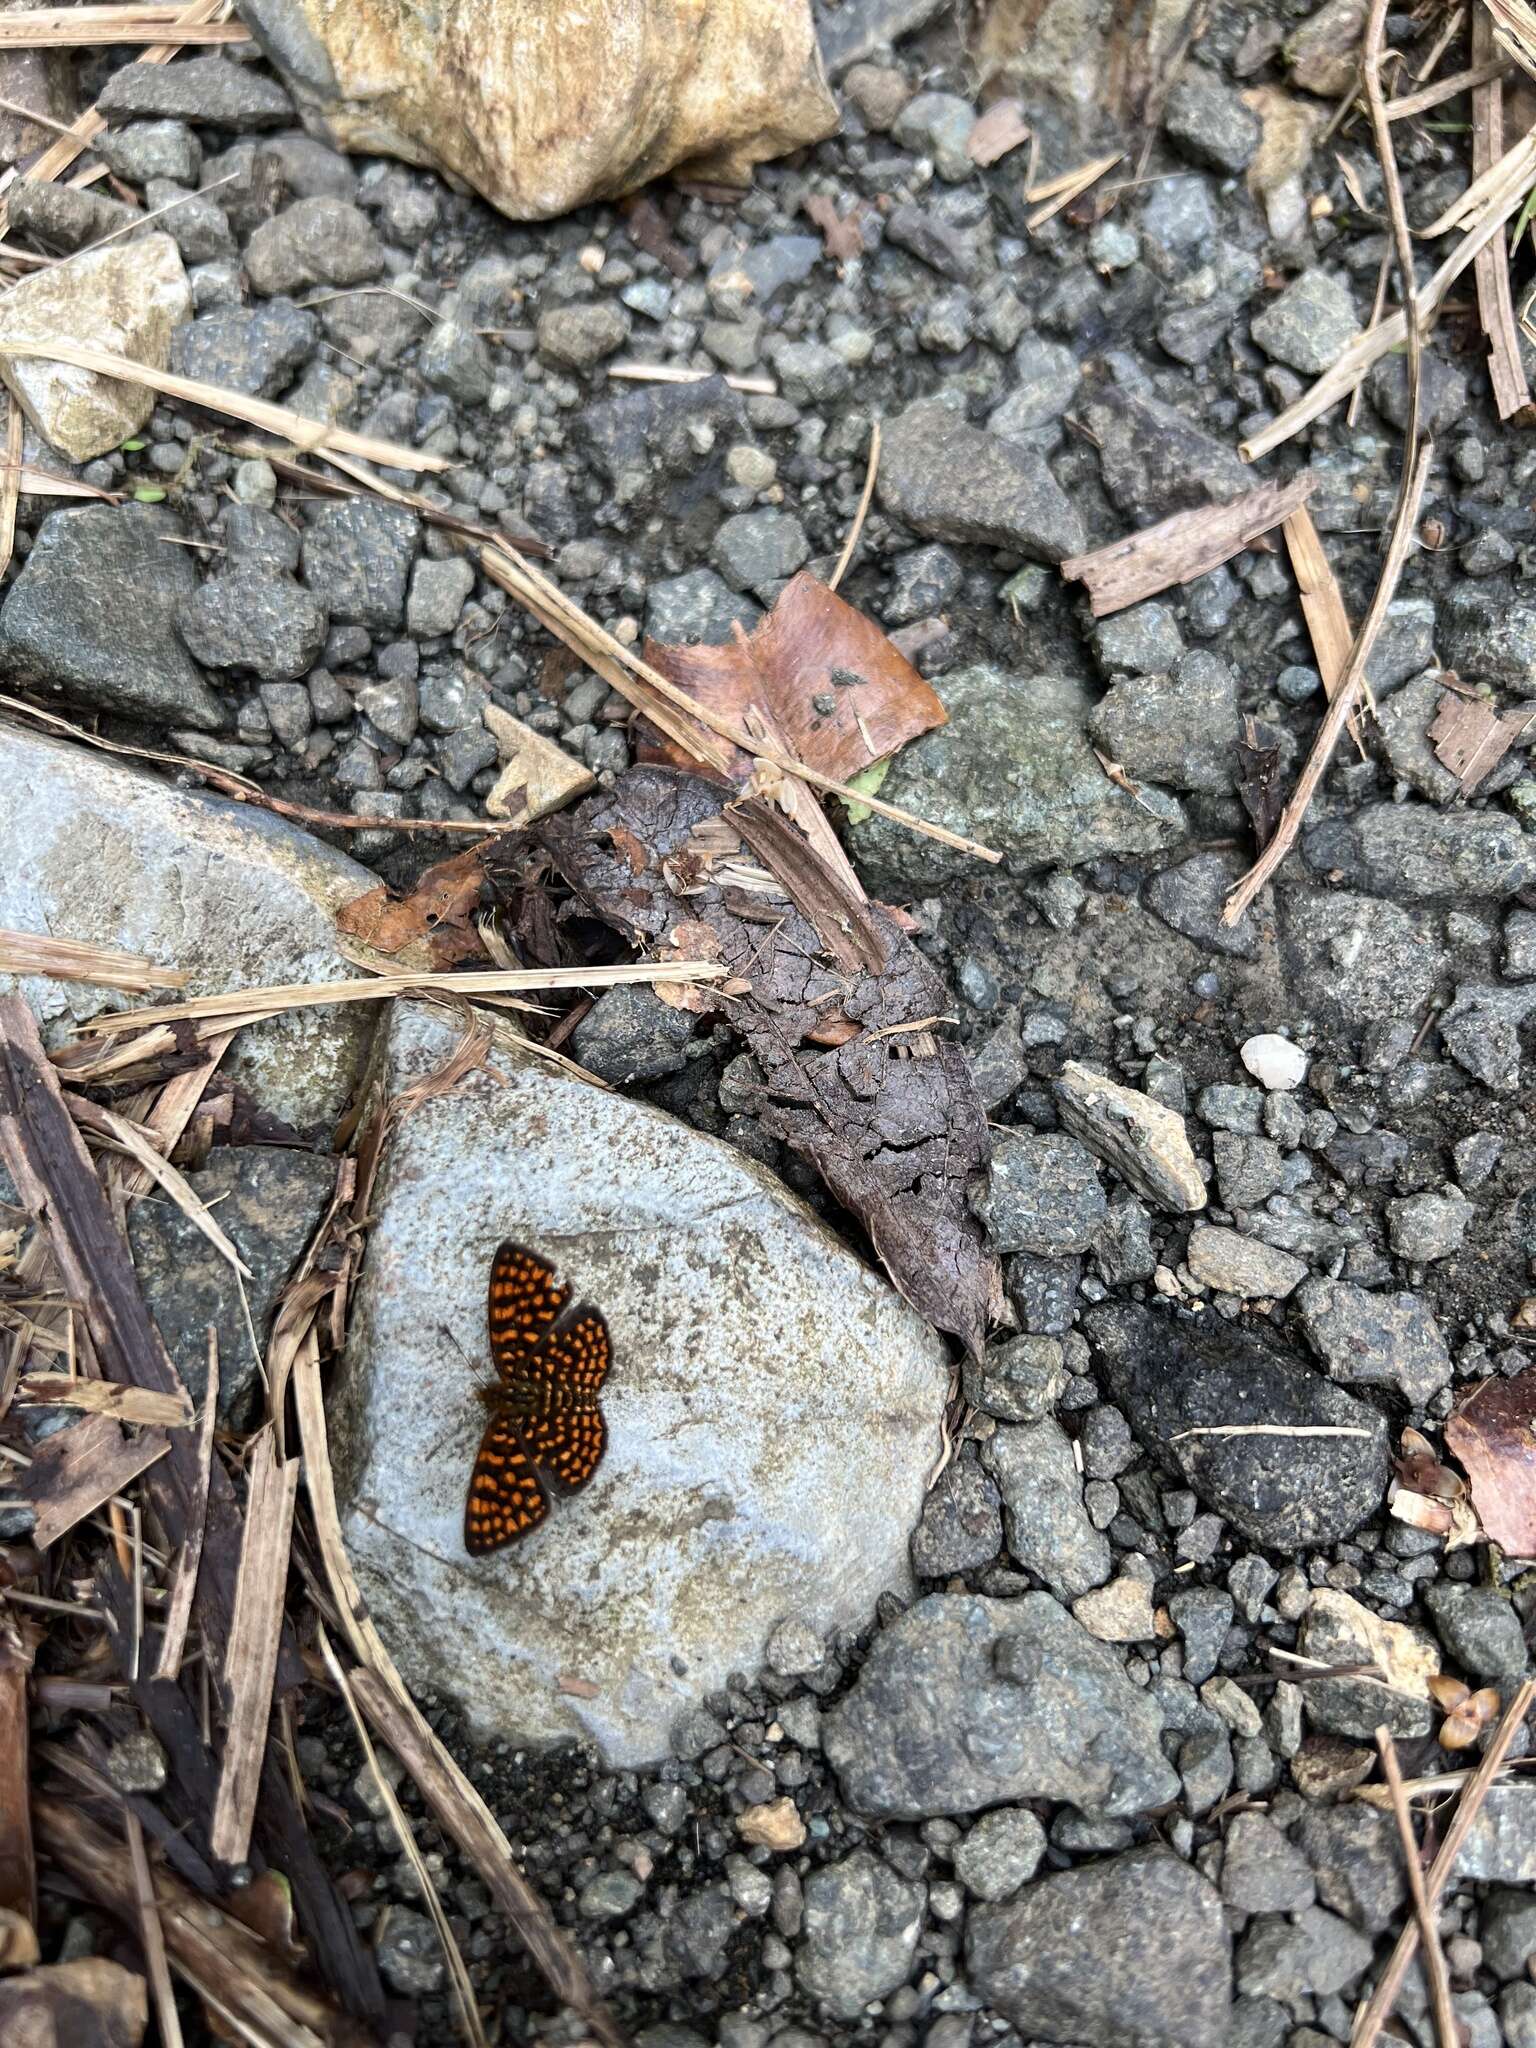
[464,1241,611,1555]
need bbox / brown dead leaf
[1236,716,1286,850]
[642,571,946,787]
[1429,690,1535,795]
[802,193,864,263]
[966,98,1030,166]
[1394,1425,1465,1501]
[556,1672,601,1699]
[336,843,493,968]
[1446,1368,1536,1557]
[536,768,998,1357]
[620,193,694,278]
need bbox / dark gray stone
[984,1418,1111,1597]
[177,568,328,681]
[710,509,809,598]
[1296,1805,1407,1934]
[1439,982,1536,1095]
[1090,602,1185,678]
[301,501,418,632]
[1293,1278,1452,1405]
[796,1851,923,2018]
[1302,805,1536,901]
[171,299,317,398]
[94,118,201,185]
[1279,889,1446,1030]
[580,376,747,509]
[975,1130,1106,1256]
[1251,270,1358,374]
[0,504,226,730]
[1220,1812,1316,1914]
[1235,1906,1372,2001]
[1165,65,1261,173]
[1457,1789,1536,1882]
[910,1455,1003,1577]
[1441,587,1536,694]
[968,1846,1232,2048]
[884,203,977,282]
[954,1807,1046,1902]
[822,1593,1178,1820]
[98,55,293,129]
[128,1146,337,1427]
[1004,1250,1079,1333]
[245,196,384,295]
[1424,1583,1530,1683]
[885,545,963,627]
[1082,384,1250,521]
[963,1333,1065,1424]
[1170,1586,1233,1686]
[536,301,630,370]
[1213,1132,1284,1209]
[1145,850,1261,960]
[1085,1303,1390,1552]
[877,399,1086,561]
[644,569,761,646]
[569,985,696,1083]
[1089,652,1238,794]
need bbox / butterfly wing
[540,1307,613,1403]
[487,1241,570,1387]
[464,1412,548,1554]
[520,1407,608,1494]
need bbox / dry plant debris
[0,4,247,46]
[1427,688,1535,793]
[1445,1366,1536,1555]
[1059,473,1316,617]
[537,766,998,1356]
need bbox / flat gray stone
[1251,270,1359,375]
[984,1418,1112,1598]
[877,399,1086,561]
[1186,1226,1307,1300]
[796,1851,923,2019]
[330,1005,948,1766]
[0,716,378,1130]
[1294,1278,1452,1404]
[1457,1789,1536,1882]
[822,1592,1179,1821]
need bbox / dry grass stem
[16,1373,190,1427]
[0,338,451,475]
[0,4,246,45]
[208,1428,300,1867]
[1484,0,1536,77]
[1025,150,1123,228]
[1225,435,1433,923]
[0,929,185,994]
[1362,0,1422,456]
[155,1334,217,1682]
[606,361,776,395]
[1283,505,1369,750]
[1471,7,1533,416]
[1170,1424,1375,1441]
[1353,1679,1536,2045]
[0,1601,36,1923]
[1384,55,1509,117]
[90,1103,252,1280]
[1060,474,1316,616]
[828,418,881,593]
[124,1809,184,2048]
[1376,1726,1457,2048]
[0,403,21,586]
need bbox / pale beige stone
[481,702,595,823]
[0,234,189,462]
[1054,1061,1206,1213]
[738,1797,807,1851]
[1303,1588,1440,1700]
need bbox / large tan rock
[0,234,189,462]
[241,0,839,221]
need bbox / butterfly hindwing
[520,1407,608,1494]
[487,1240,569,1385]
[464,1411,548,1554]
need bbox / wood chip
[1283,503,1368,750]
[480,703,596,823]
[1429,689,1535,793]
[802,192,864,261]
[208,1429,300,1868]
[15,1373,192,1428]
[0,401,20,587]
[5,1412,169,1549]
[966,98,1030,166]
[1060,473,1317,616]
[155,1335,217,1682]
[0,929,186,994]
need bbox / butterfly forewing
[464,1412,549,1553]
[487,1240,570,1385]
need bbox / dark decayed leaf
[534,767,997,1357]
[1446,1367,1536,1556]
[642,570,947,787]
[803,192,865,262]
[335,842,494,968]
[1236,715,1286,850]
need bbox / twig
[1283,504,1369,751]
[1224,433,1432,924]
[0,4,246,45]
[828,418,880,593]
[0,401,21,586]
[1472,6,1533,417]
[208,1427,300,1867]
[0,929,185,994]
[1352,1679,1536,2047]
[1061,473,1316,616]
[606,361,776,396]
[155,1333,218,1682]
[125,1810,184,2048]
[1376,1726,1456,2048]
[1363,0,1421,458]
[1384,55,1509,119]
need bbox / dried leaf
[1236,716,1286,850]
[481,703,595,823]
[620,193,693,278]
[535,768,998,1356]
[1394,1427,1466,1502]
[642,571,946,787]
[1429,690,1534,795]
[336,842,494,968]
[1446,1368,1536,1557]
[1431,1674,1503,1750]
[966,98,1030,166]
[802,193,863,262]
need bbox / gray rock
[580,376,746,510]
[95,119,201,185]
[1481,1889,1536,1978]
[171,300,317,398]
[1302,804,1536,900]
[0,716,377,1130]
[883,203,977,282]
[1180,1724,1234,1815]
[1296,1805,1407,1934]
[147,179,234,264]
[1386,1188,1472,1262]
[1298,1596,1435,1740]
[1367,597,1438,692]
[128,1147,337,1426]
[1088,651,1238,794]
[1170,1587,1233,1686]
[1236,1907,1372,2000]
[1441,587,1536,694]
[990,337,1081,438]
[301,501,418,632]
[983,1419,1112,1597]
[708,233,820,311]
[711,509,809,598]
[245,197,383,295]
[1212,1133,1284,1209]
[1507,908,1536,977]
[1294,1278,1452,1404]
[849,665,1186,892]
[1165,65,1260,173]
[822,1592,1178,1821]
[1504,1983,1536,2048]
[1140,174,1219,262]
[406,557,475,639]
[1439,981,1536,1094]
[177,567,328,681]
[1368,349,1468,434]
[892,90,976,180]
[1185,1226,1307,1300]
[1220,1812,1316,1914]
[1082,384,1250,520]
[1145,849,1262,960]
[967,1846,1232,2048]
[964,1333,1066,1425]
[1424,1583,1529,1682]
[374,1907,443,1995]
[98,55,293,129]
[975,1130,1106,1255]
[0,504,226,730]
[1004,1249,1079,1333]
[877,399,1086,560]
[1090,602,1185,678]
[1251,271,1359,375]
[884,545,964,627]
[1457,1789,1536,1882]
[330,1005,948,1765]
[570,985,696,1082]
[953,1807,1046,1902]
[774,340,851,405]
[418,321,493,404]
[536,301,629,369]
[820,0,947,74]
[645,569,761,646]
[354,676,417,746]
[910,1456,1003,1577]
[1085,1303,1390,1552]
[1279,889,1445,1030]
[795,1851,923,2018]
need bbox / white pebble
[1240,1033,1308,1091]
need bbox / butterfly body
[465,1241,611,1555]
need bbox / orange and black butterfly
[464,1242,611,1555]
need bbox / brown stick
[1351,1678,1536,2047]
[154,1332,218,1683]
[1282,504,1368,751]
[1362,0,1421,459]
[124,1810,185,2048]
[1225,436,1431,923]
[1061,473,1317,617]
[0,1602,36,1926]
[1472,7,1533,418]
[1376,1725,1456,2048]
[1384,56,1511,118]
[828,418,881,593]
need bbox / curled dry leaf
[534,767,997,1357]
[336,841,496,969]
[0,1956,147,2048]
[642,570,947,788]
[1446,1367,1536,1558]
[802,193,864,263]
[1429,1672,1503,1751]
[1391,1426,1482,1549]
